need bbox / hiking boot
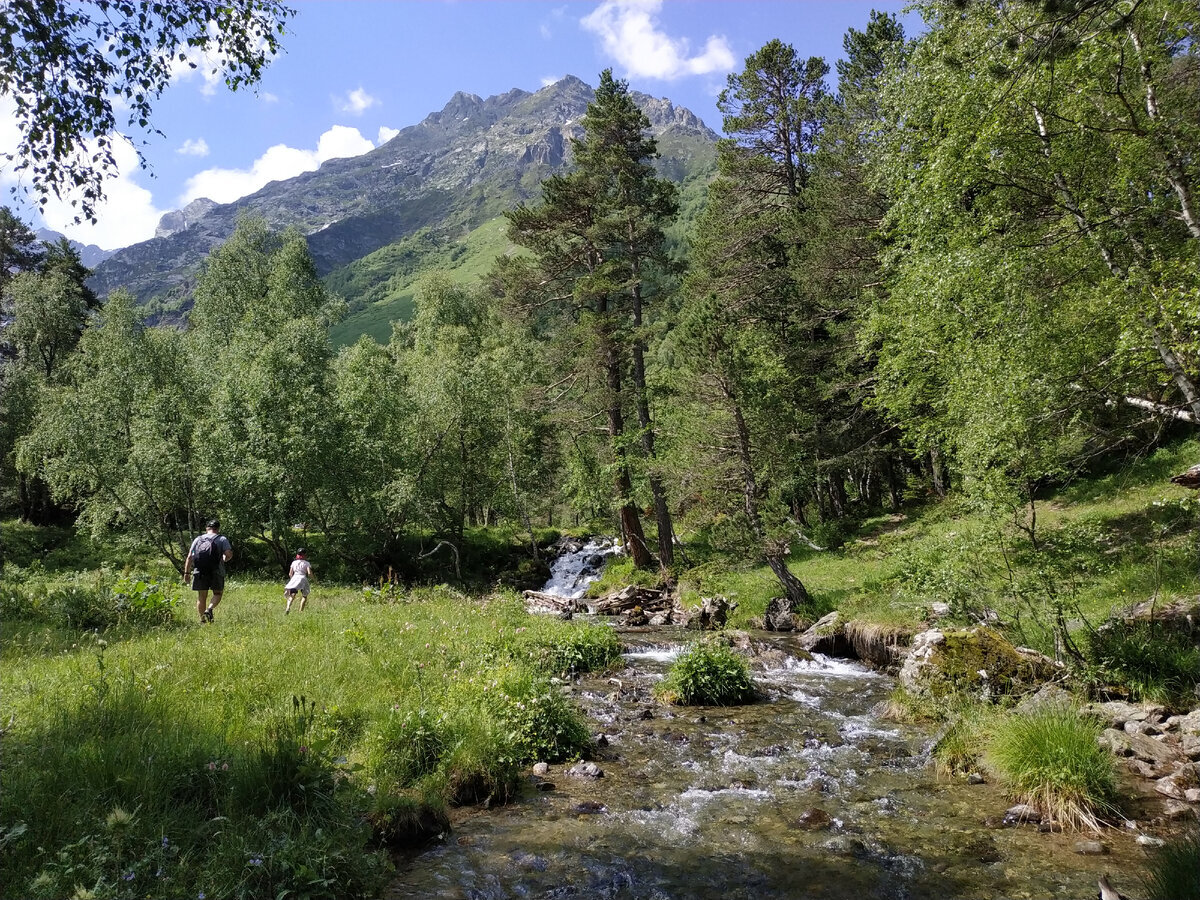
[204,607,214,622]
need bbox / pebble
[532,762,550,776]
[1136,834,1166,848]
[1073,840,1108,855]
[967,772,986,785]
[535,781,555,792]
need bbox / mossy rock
[899,627,1055,701]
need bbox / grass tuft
[1142,827,1200,900]
[984,704,1118,830]
[654,639,756,706]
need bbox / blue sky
[0,0,910,250]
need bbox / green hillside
[326,216,519,347]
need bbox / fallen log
[522,590,575,612]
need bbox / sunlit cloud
[260,91,280,104]
[176,138,210,157]
[337,87,378,116]
[0,96,161,249]
[581,0,734,80]
[541,75,561,87]
[377,126,399,145]
[180,124,375,206]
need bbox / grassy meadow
[0,577,619,900]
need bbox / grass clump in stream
[983,704,1118,830]
[1142,827,1200,900]
[655,639,756,706]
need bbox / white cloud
[177,137,210,157]
[377,126,399,145]
[337,87,378,116]
[180,124,375,206]
[540,23,553,39]
[0,97,160,249]
[260,91,279,104]
[581,0,734,80]
[541,75,560,87]
[40,139,162,249]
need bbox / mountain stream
[384,550,1150,899]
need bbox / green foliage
[984,705,1117,830]
[1085,621,1200,709]
[655,639,757,706]
[0,2,293,222]
[0,569,177,631]
[1142,827,1200,900]
[930,703,997,776]
[485,665,592,765]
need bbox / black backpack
[193,534,222,574]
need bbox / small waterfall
[538,537,622,600]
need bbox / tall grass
[1142,827,1200,900]
[983,704,1118,830]
[0,580,616,899]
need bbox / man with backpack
[183,518,233,624]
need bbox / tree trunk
[929,445,947,499]
[731,399,813,607]
[601,314,653,570]
[630,279,673,572]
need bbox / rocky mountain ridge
[89,75,718,308]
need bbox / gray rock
[1073,840,1108,855]
[1136,834,1166,847]
[1002,804,1041,826]
[1184,788,1200,803]
[531,762,550,776]
[1099,729,1182,767]
[1181,733,1200,759]
[794,808,833,831]
[821,835,866,856]
[1090,700,1167,730]
[967,773,986,785]
[566,761,604,778]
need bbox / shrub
[503,623,622,677]
[1085,620,1200,708]
[367,705,448,790]
[1142,827,1200,900]
[984,704,1117,830]
[487,666,591,764]
[655,640,756,706]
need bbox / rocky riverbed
[385,630,1176,900]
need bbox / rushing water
[539,539,624,600]
[385,629,1151,900]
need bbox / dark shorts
[192,570,225,592]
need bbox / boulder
[1087,700,1168,730]
[762,596,800,632]
[800,612,853,658]
[687,596,736,631]
[898,627,1058,700]
[1098,729,1183,769]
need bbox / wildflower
[207,762,216,771]
[123,872,135,881]
[250,857,263,867]
[198,893,206,899]
[299,745,308,754]
[221,762,228,771]
[162,836,169,848]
